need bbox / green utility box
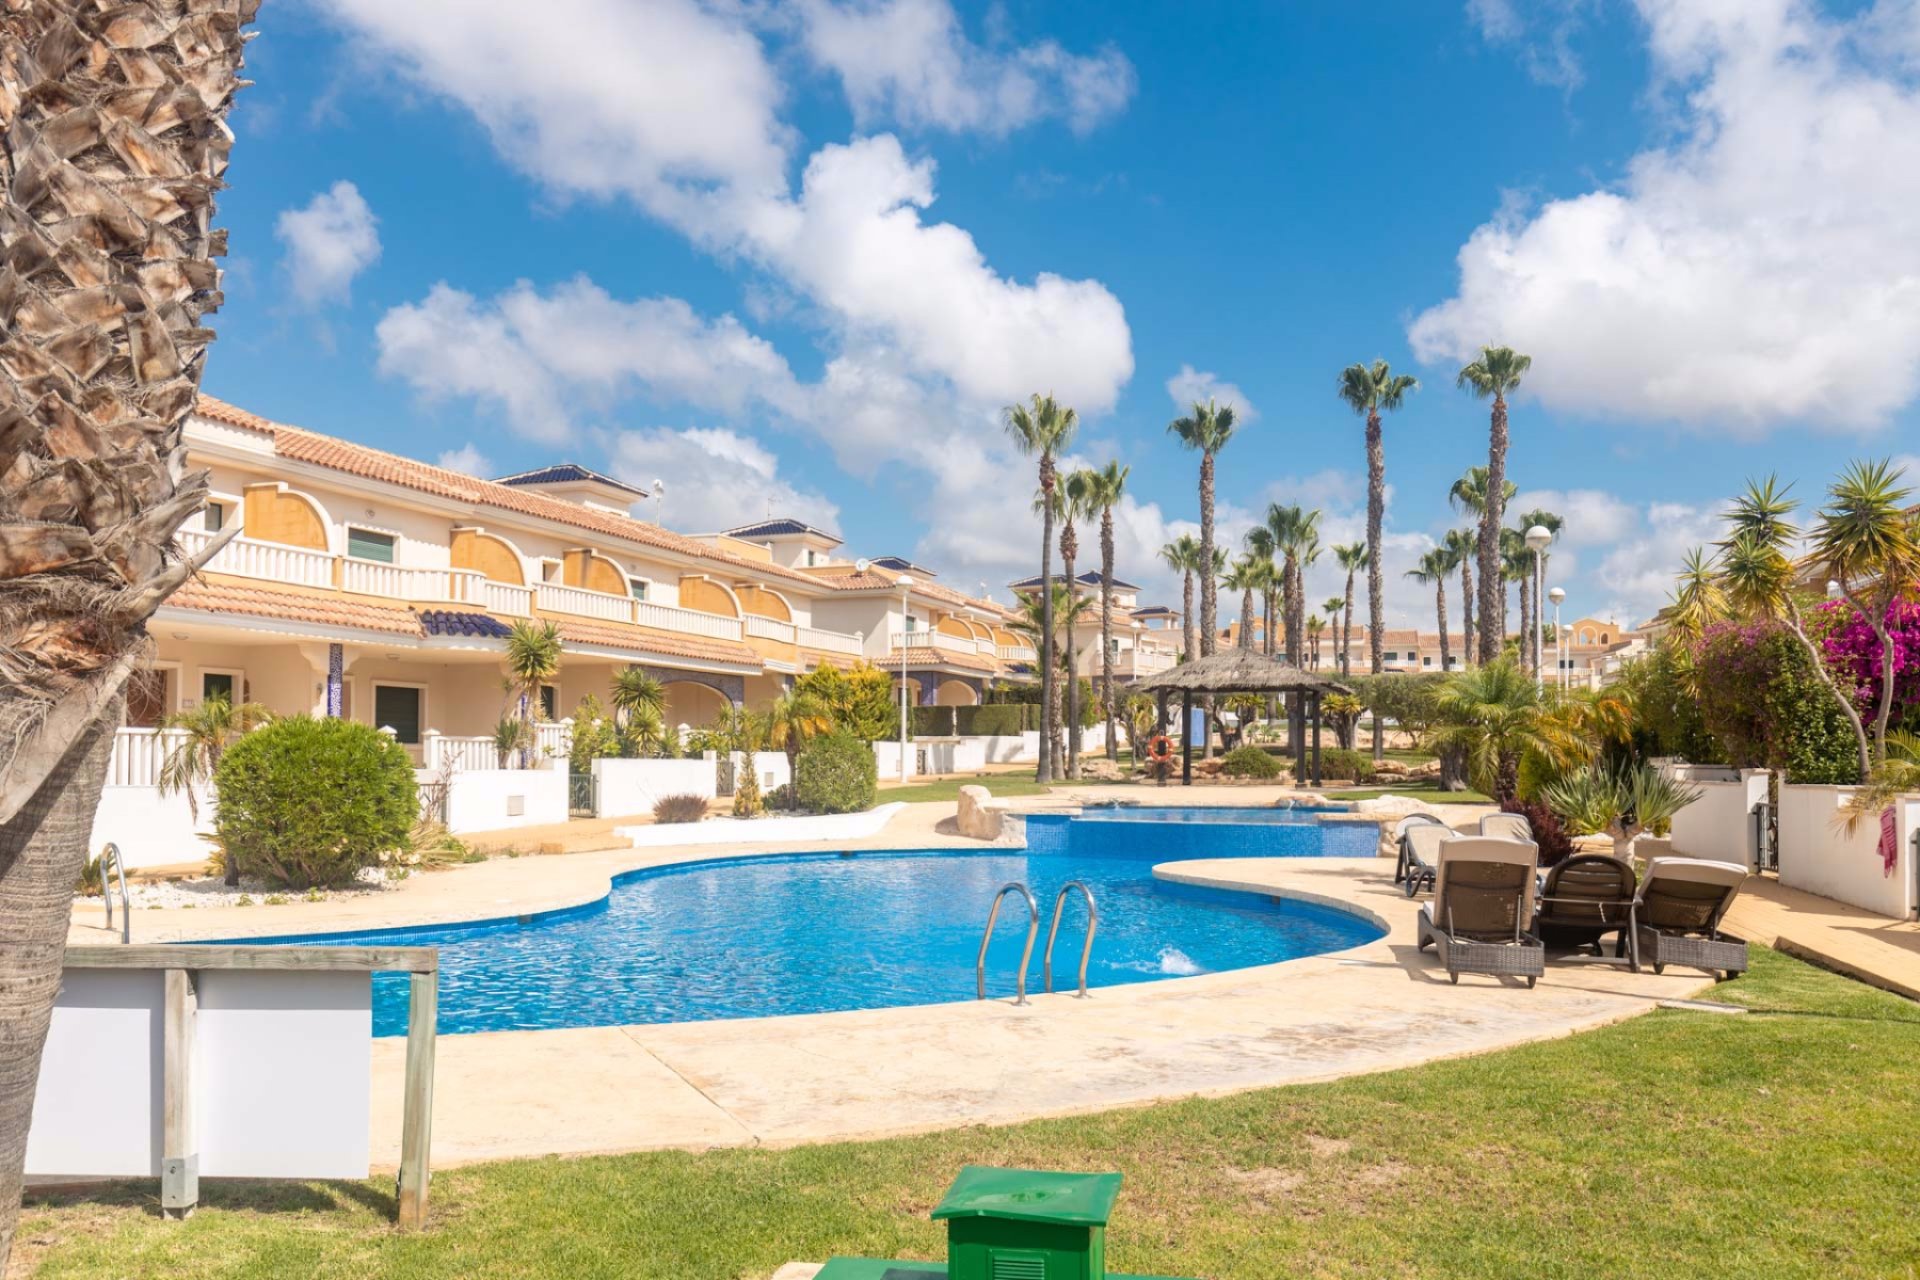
[814,1165,1194,1280]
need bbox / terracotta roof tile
[549,616,761,668]
[884,647,1000,674]
[166,576,425,636]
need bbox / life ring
[1147,734,1174,762]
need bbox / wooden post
[397,970,438,1230]
[1180,692,1193,786]
[1154,690,1168,788]
[1310,691,1323,788]
[161,968,197,1220]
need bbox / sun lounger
[1417,836,1545,987]
[1479,812,1533,842]
[1393,813,1451,895]
[1535,854,1638,969]
[1634,857,1750,980]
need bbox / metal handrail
[975,881,1040,1005]
[99,842,130,944]
[1042,880,1098,998]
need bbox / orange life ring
[1147,734,1174,762]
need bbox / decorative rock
[956,785,1010,840]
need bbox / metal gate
[568,771,595,817]
[715,755,736,798]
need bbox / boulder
[956,785,1010,840]
[1351,793,1448,858]
[1079,758,1122,781]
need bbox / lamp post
[897,574,915,784]
[1525,525,1552,690]
[1548,586,1566,693]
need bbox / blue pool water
[260,807,1381,1036]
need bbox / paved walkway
[1725,873,1920,1001]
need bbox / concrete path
[1726,873,1920,1000]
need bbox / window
[629,578,649,601]
[806,549,818,566]
[372,684,423,745]
[201,671,236,705]
[539,685,558,721]
[905,614,919,632]
[202,503,226,533]
[1422,656,1434,667]
[347,527,396,563]
[125,668,174,727]
[1383,651,1397,661]
[540,560,561,583]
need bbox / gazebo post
[1155,690,1169,788]
[1310,690,1323,787]
[1180,691,1193,786]
[1293,694,1307,783]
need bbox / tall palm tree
[1306,614,1328,670]
[1004,394,1078,782]
[1333,542,1368,677]
[1226,556,1263,651]
[0,6,258,1264]
[1167,399,1239,657]
[1083,462,1130,759]
[1448,466,1514,665]
[1456,347,1532,662]
[1499,528,1532,669]
[1321,596,1345,671]
[504,620,563,768]
[1008,584,1091,770]
[1441,528,1480,665]
[158,696,274,882]
[1337,360,1419,759]
[1407,547,1456,673]
[1243,524,1279,658]
[1058,469,1098,778]
[1160,534,1202,663]
[1513,506,1563,674]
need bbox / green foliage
[213,716,416,889]
[1541,765,1704,842]
[954,703,1030,736]
[567,695,624,776]
[75,852,103,897]
[1349,673,1447,744]
[492,716,528,768]
[732,763,764,818]
[1317,748,1378,783]
[1694,622,1862,784]
[1614,645,1718,763]
[1219,745,1281,778]
[791,662,896,741]
[652,794,709,825]
[795,731,879,814]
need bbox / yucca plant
[1542,764,1704,860]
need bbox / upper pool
[256,806,1383,1036]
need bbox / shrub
[1317,748,1377,783]
[653,794,709,824]
[1504,798,1577,866]
[75,852,104,897]
[732,764,764,818]
[1694,621,1861,784]
[796,731,878,814]
[791,663,895,741]
[1220,745,1281,778]
[766,782,796,811]
[955,704,1029,737]
[214,716,416,889]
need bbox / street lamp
[1548,586,1566,692]
[1827,579,1842,600]
[1525,525,1553,690]
[897,574,915,784]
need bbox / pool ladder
[98,842,130,944]
[974,880,1099,1005]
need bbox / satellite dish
[854,558,870,573]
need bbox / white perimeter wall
[90,783,213,871]
[441,767,570,833]
[1667,770,1769,869]
[592,758,714,817]
[1776,784,1919,919]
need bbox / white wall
[592,757,714,817]
[1776,784,1919,919]
[90,783,212,871]
[872,741,921,780]
[442,767,570,833]
[1667,770,1768,869]
[735,750,790,794]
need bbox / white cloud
[793,0,1135,136]
[274,180,380,306]
[1416,0,1920,432]
[436,443,492,476]
[1508,487,1639,547]
[603,426,840,535]
[1466,0,1595,91]
[1164,363,1258,422]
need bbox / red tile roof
[549,617,762,668]
[166,575,425,636]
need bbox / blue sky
[205,0,1920,629]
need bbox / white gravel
[85,863,404,911]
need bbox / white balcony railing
[798,625,863,656]
[177,529,334,590]
[743,614,797,644]
[634,598,743,642]
[535,583,749,643]
[536,581,633,624]
[106,727,192,788]
[476,579,534,617]
[996,643,1038,663]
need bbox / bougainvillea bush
[1693,621,1860,784]
[1815,597,1920,727]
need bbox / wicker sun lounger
[1534,854,1639,970]
[1479,812,1533,842]
[1393,813,1451,896]
[1417,836,1545,987]
[1634,858,1750,980]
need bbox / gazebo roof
[1136,649,1353,696]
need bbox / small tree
[503,619,562,766]
[214,718,416,890]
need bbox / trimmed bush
[1317,749,1378,784]
[954,703,1029,737]
[652,794,709,824]
[1220,745,1282,779]
[796,731,879,814]
[213,716,416,889]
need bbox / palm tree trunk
[1239,587,1255,649]
[1460,559,1476,666]
[1199,453,1217,656]
[1478,393,1509,663]
[1366,409,1385,760]
[1517,568,1531,674]
[1435,580,1451,671]
[1062,542,1080,780]
[1342,572,1355,678]
[0,5,256,1265]
[1182,571,1195,662]
[1100,510,1115,765]
[1037,455,1056,783]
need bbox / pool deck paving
[65,793,1825,1170]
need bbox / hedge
[796,732,878,814]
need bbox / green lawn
[1328,784,1492,805]
[18,949,1920,1279]
[878,775,1058,803]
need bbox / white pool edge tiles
[616,802,909,848]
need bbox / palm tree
[1337,359,1419,760]
[1009,583,1091,769]
[1083,462,1130,760]
[1244,523,1279,658]
[1333,542,1368,677]
[1430,659,1558,805]
[0,9,256,1246]
[1513,507,1563,674]
[1167,399,1239,656]
[1225,556,1264,651]
[766,690,833,785]
[1005,394,1078,782]
[1500,528,1533,668]
[1058,469,1099,778]
[1306,614,1327,670]
[1160,534,1203,663]
[1448,467,1514,665]
[1321,596,1345,671]
[504,619,563,768]
[158,696,274,881]
[1810,460,1920,760]
[1406,547,1456,673]
[1456,347,1532,662]
[1441,527,1480,665]
[610,667,665,730]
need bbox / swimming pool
[262,808,1383,1036]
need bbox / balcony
[179,529,537,617]
[996,642,1038,663]
[798,624,863,657]
[535,582,745,643]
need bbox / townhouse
[1006,570,1185,683]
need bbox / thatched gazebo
[1136,651,1353,787]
